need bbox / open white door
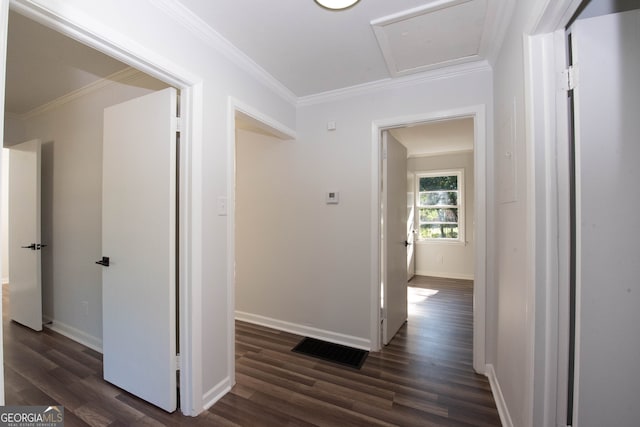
[571,10,640,426]
[101,88,177,412]
[8,139,43,331]
[407,171,416,279]
[382,131,408,345]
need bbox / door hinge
[380,307,386,320]
[174,117,182,132]
[562,65,577,91]
[175,353,181,371]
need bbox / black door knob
[21,243,36,250]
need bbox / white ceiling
[4,11,129,115]
[4,0,510,114]
[390,117,474,157]
[179,0,508,96]
[371,0,496,77]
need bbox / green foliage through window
[417,172,462,240]
[419,175,458,191]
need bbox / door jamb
[523,1,583,425]
[0,0,204,415]
[370,105,487,375]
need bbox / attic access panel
[371,0,489,76]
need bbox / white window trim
[415,169,465,244]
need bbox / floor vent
[292,337,368,369]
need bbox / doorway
[372,105,487,374]
[0,3,201,414]
[229,98,297,385]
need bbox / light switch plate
[326,191,339,204]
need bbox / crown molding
[150,0,297,106]
[484,0,515,66]
[298,60,492,107]
[20,67,147,120]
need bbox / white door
[572,9,640,426]
[407,171,416,279]
[101,88,178,412]
[382,131,408,345]
[8,139,43,331]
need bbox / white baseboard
[485,364,513,427]
[202,377,232,411]
[414,270,474,281]
[235,311,371,350]
[43,316,103,354]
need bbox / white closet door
[8,139,42,332]
[101,88,177,412]
[572,10,640,426]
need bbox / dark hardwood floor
[3,277,500,426]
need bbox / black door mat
[292,337,369,369]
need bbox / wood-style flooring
[3,277,500,426]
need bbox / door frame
[370,104,487,374]
[226,97,297,388]
[0,0,204,415]
[523,0,583,425]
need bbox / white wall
[234,67,492,349]
[490,0,542,425]
[1,0,297,411]
[2,114,24,147]
[408,151,474,280]
[1,149,8,284]
[235,128,297,325]
[6,73,167,349]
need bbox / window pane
[420,224,459,239]
[419,191,458,206]
[420,175,458,191]
[419,208,458,223]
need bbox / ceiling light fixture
[314,0,360,11]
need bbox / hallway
[212,276,499,426]
[2,277,499,426]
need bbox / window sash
[416,171,463,241]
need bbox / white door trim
[0,0,205,415]
[523,1,583,426]
[370,105,487,374]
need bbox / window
[416,170,464,241]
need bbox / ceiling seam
[297,60,492,107]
